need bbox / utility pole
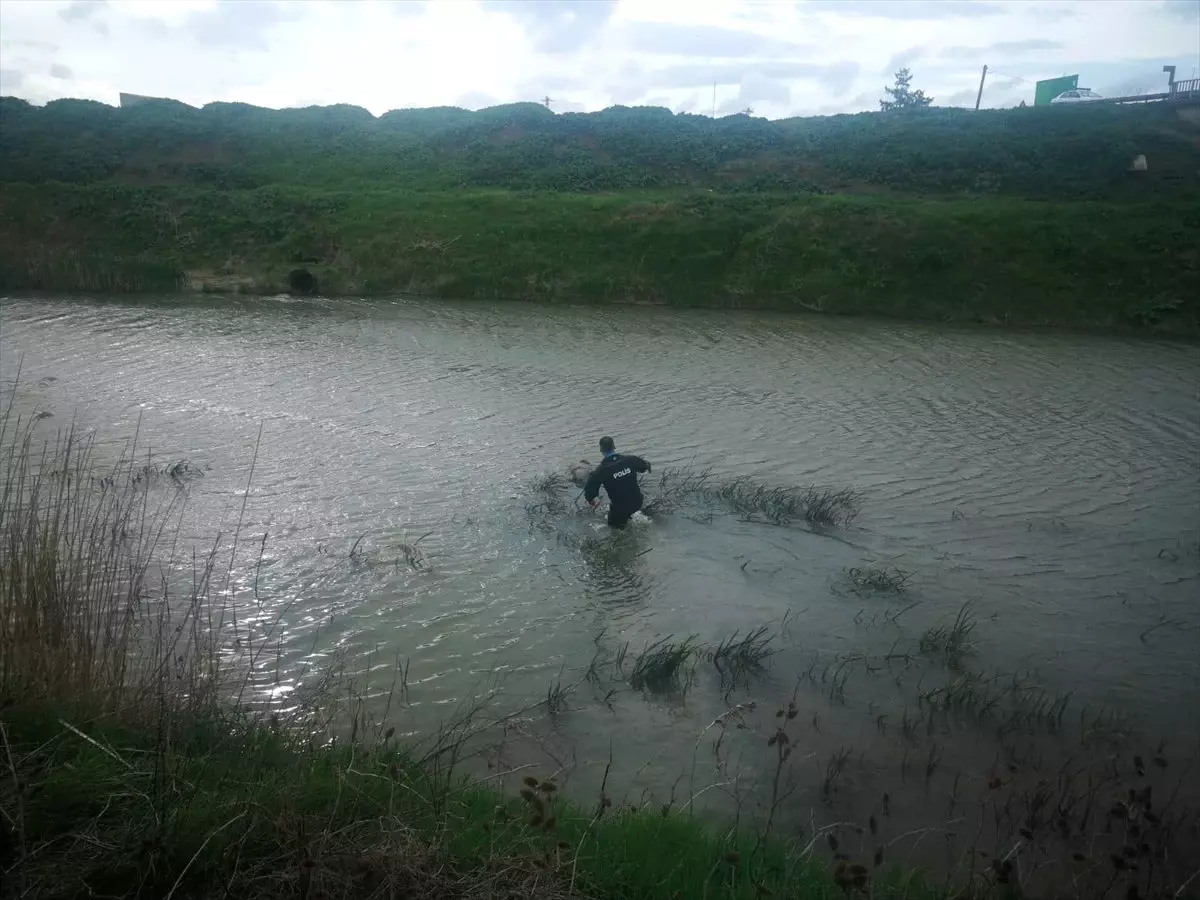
[974,64,988,110]
[712,82,716,118]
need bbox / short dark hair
[599,436,615,453]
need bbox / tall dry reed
[0,392,228,720]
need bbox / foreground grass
[0,182,1197,335]
[2,702,935,899]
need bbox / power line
[986,71,1034,85]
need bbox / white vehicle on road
[1050,88,1104,104]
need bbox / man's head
[599,436,616,455]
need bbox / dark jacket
[584,453,651,511]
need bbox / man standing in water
[584,436,652,529]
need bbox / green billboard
[1034,74,1079,106]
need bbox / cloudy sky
[1,0,1197,119]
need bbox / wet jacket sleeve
[583,466,604,503]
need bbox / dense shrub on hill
[2,94,1196,198]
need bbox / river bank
[1,184,1198,337]
[4,702,901,899]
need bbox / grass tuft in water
[627,635,702,693]
[396,531,434,570]
[708,626,777,687]
[821,746,853,801]
[645,466,863,527]
[846,565,912,593]
[917,669,1075,732]
[545,667,575,715]
[530,471,570,494]
[715,477,863,526]
[919,602,977,668]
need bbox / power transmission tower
[542,95,553,110]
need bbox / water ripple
[2,295,1198,741]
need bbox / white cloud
[0,0,1196,118]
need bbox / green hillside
[1,96,1198,334]
[3,95,1199,198]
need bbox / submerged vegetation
[709,626,778,687]
[626,635,704,693]
[643,466,864,527]
[918,602,979,669]
[524,463,863,536]
[1,95,1198,333]
[604,626,779,696]
[846,565,913,593]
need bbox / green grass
[1,182,1196,334]
[2,94,1198,334]
[1,701,945,899]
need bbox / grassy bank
[1,95,1199,334]
[1,183,1197,335]
[0,400,934,899]
[2,705,872,899]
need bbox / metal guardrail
[1170,78,1200,98]
[1098,79,1200,105]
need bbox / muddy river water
[3,293,1198,889]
